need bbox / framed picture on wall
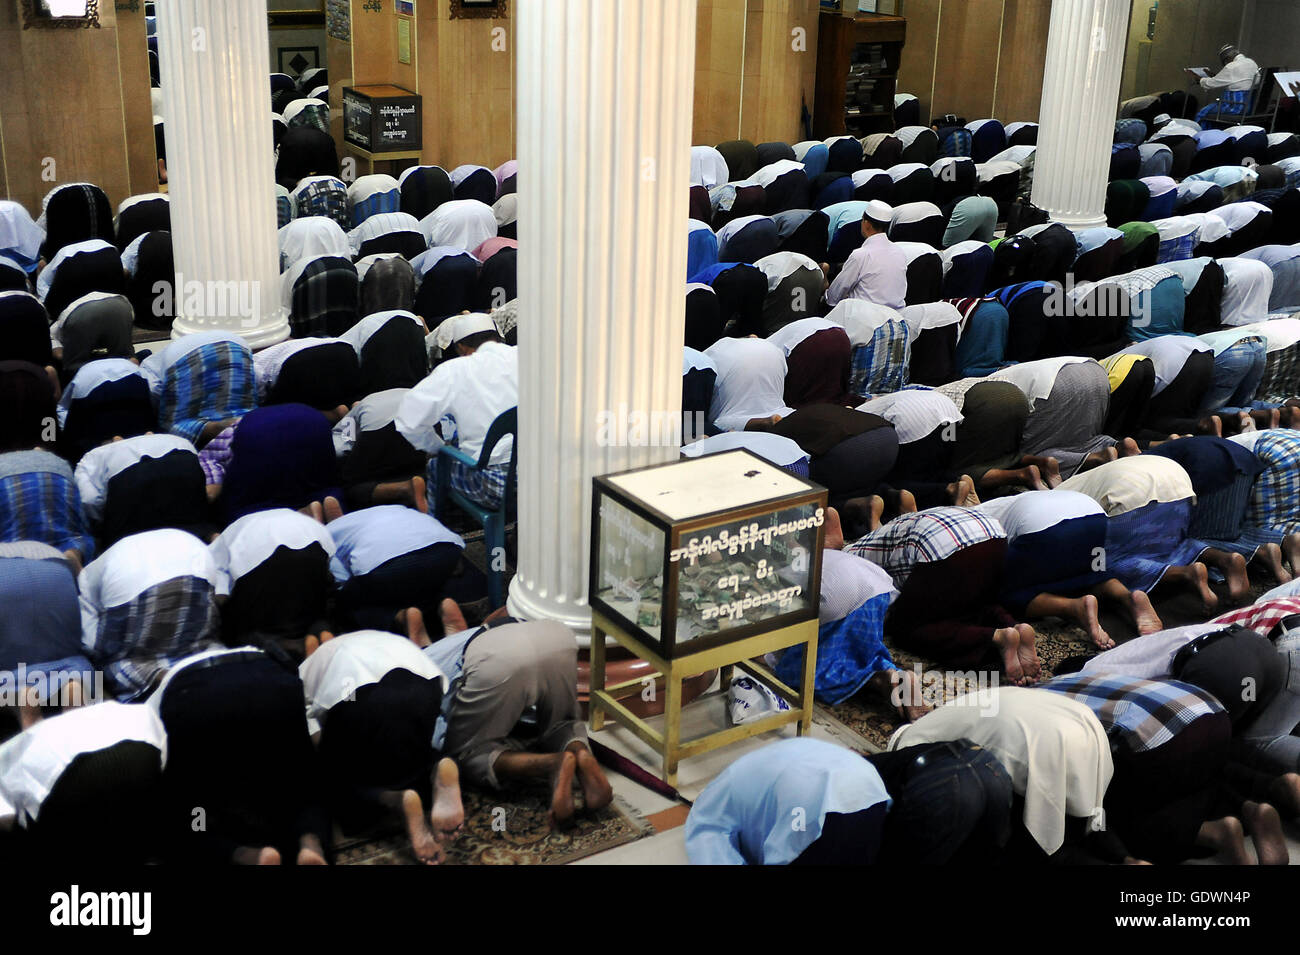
[278,45,321,74]
[449,0,507,20]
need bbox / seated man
[300,626,463,864]
[396,314,517,511]
[417,599,612,829]
[823,200,908,310]
[1188,44,1261,124]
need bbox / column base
[1046,212,1109,232]
[507,577,603,646]
[170,310,291,350]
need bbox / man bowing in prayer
[823,200,908,311]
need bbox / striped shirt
[846,506,1005,586]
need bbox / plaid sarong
[290,257,359,338]
[1197,89,1250,123]
[276,192,294,229]
[160,341,257,443]
[293,178,349,229]
[349,190,401,229]
[0,469,95,560]
[1157,230,1198,264]
[446,458,510,511]
[849,321,911,397]
[846,506,1005,587]
[1039,674,1225,753]
[1245,430,1300,535]
[1253,343,1300,404]
[86,575,221,700]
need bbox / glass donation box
[590,449,827,657]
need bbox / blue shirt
[685,738,891,864]
[327,505,465,582]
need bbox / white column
[1029,0,1131,230]
[155,0,288,347]
[508,0,697,638]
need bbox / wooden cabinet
[814,11,907,139]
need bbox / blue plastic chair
[434,407,517,609]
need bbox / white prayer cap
[865,199,892,223]
[432,311,497,352]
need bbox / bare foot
[1075,594,1113,650]
[1044,457,1062,489]
[303,630,335,657]
[1027,464,1047,491]
[297,835,328,865]
[1239,411,1257,433]
[569,742,614,813]
[823,506,845,551]
[1014,622,1041,682]
[412,475,428,515]
[439,598,469,637]
[402,789,444,864]
[992,627,1024,685]
[548,750,578,829]
[957,474,979,506]
[1243,801,1289,865]
[258,846,282,865]
[402,607,432,648]
[1190,562,1218,615]
[430,757,465,835]
[1197,816,1251,865]
[1119,438,1140,457]
[1222,553,1251,606]
[322,496,344,522]
[1257,543,1293,584]
[899,489,917,514]
[299,500,324,522]
[868,495,884,532]
[884,667,932,722]
[1209,415,1223,438]
[1129,590,1163,635]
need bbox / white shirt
[74,434,198,524]
[765,317,842,355]
[339,310,424,356]
[819,548,897,624]
[346,211,423,258]
[975,489,1104,541]
[333,388,413,455]
[825,233,908,310]
[396,341,517,464]
[1118,336,1213,395]
[278,217,350,271]
[703,337,794,432]
[1200,53,1260,93]
[0,702,167,827]
[857,390,962,444]
[208,509,337,595]
[418,199,497,252]
[298,630,447,736]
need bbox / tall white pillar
[508,0,696,638]
[1030,0,1131,230]
[155,0,289,347]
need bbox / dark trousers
[788,804,889,865]
[886,539,1014,669]
[156,652,329,864]
[1105,359,1155,440]
[1142,350,1214,438]
[335,541,463,634]
[808,426,900,509]
[868,739,1014,864]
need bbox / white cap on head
[433,311,497,352]
[865,199,893,224]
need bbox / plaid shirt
[1253,343,1300,405]
[84,574,222,700]
[289,257,359,338]
[849,321,911,397]
[1213,597,1300,636]
[846,506,1005,586]
[160,341,257,444]
[276,193,294,229]
[1038,674,1225,753]
[293,179,350,229]
[0,468,95,560]
[1246,430,1300,534]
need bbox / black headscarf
[0,361,57,452]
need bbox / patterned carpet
[334,789,654,866]
[826,577,1271,751]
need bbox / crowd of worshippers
[5,54,1300,866]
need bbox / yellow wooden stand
[588,609,818,788]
